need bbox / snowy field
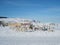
[0,27,60,45]
[0,37,60,45]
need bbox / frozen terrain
[0,26,60,45]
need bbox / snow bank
[0,27,60,45]
[0,26,60,37]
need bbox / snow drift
[0,26,60,37]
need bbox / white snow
[0,26,60,45]
[0,26,60,37]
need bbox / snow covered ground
[0,26,60,45]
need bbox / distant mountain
[0,16,8,18]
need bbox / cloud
[39,7,60,14]
[6,1,42,6]
[7,1,20,6]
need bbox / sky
[0,0,60,23]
